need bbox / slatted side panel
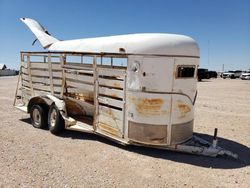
[97,67,126,137]
[64,64,95,102]
[20,57,63,101]
[20,61,32,103]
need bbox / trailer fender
[27,96,52,113]
[27,95,66,116]
[45,95,66,113]
[45,95,76,126]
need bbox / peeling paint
[98,122,119,136]
[110,93,119,98]
[130,97,168,117]
[65,92,93,102]
[177,103,191,118]
[113,82,122,88]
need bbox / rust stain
[98,122,119,137]
[104,108,115,119]
[113,82,122,88]
[177,103,191,118]
[130,97,168,117]
[173,70,177,79]
[65,92,93,102]
[110,93,119,98]
[65,99,86,116]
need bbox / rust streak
[113,82,122,88]
[130,97,167,117]
[104,108,115,118]
[65,92,93,102]
[98,122,119,136]
[110,93,118,98]
[177,103,191,117]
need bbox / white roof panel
[48,33,199,57]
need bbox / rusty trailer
[14,18,238,159]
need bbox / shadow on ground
[198,79,212,82]
[20,118,250,169]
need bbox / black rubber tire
[48,104,65,134]
[30,105,48,129]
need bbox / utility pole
[207,40,210,66]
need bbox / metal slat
[30,70,62,78]
[98,115,123,137]
[66,80,94,91]
[65,72,94,84]
[99,86,124,99]
[98,96,123,109]
[99,105,123,120]
[29,62,62,71]
[22,74,62,85]
[98,78,124,89]
[98,68,126,78]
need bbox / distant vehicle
[222,70,242,79]
[208,71,217,78]
[197,68,209,81]
[222,71,235,79]
[240,72,250,80]
[197,69,217,81]
[234,70,243,78]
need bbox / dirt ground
[0,76,249,188]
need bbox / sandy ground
[0,76,249,187]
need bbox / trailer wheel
[30,105,48,129]
[48,104,64,134]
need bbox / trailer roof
[48,33,199,57]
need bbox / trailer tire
[30,105,48,129]
[48,104,64,134]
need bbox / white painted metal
[127,56,174,92]
[20,18,59,48]
[46,95,66,112]
[172,57,198,101]
[96,65,126,138]
[127,91,172,125]
[173,136,238,159]
[20,18,199,56]
[171,94,194,125]
[49,33,199,57]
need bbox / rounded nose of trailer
[127,92,194,146]
[126,56,198,147]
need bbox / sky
[0,0,249,71]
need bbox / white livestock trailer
[14,18,237,158]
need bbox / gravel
[0,76,249,187]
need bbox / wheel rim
[50,108,57,127]
[32,108,41,126]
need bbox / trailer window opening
[112,58,127,67]
[51,56,61,63]
[63,54,127,68]
[177,66,195,78]
[102,57,112,66]
[83,56,94,64]
[29,55,46,63]
[100,57,127,67]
